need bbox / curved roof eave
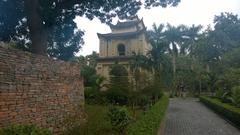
[97,28,146,40]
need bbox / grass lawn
[80,105,115,135]
[76,104,143,135]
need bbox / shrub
[200,96,240,128]
[127,95,169,135]
[169,92,174,98]
[221,91,232,103]
[107,106,131,134]
[215,89,224,99]
[84,87,106,104]
[64,125,83,135]
[137,95,151,110]
[64,105,115,135]
[108,64,130,105]
[232,86,240,108]
[141,84,163,103]
[0,125,52,135]
[127,90,151,111]
[105,89,129,105]
[215,89,232,103]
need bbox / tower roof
[109,16,145,29]
[97,28,146,40]
[109,19,142,29]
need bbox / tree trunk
[172,54,176,77]
[171,42,177,79]
[191,56,195,71]
[25,0,47,55]
[199,79,202,95]
[206,64,210,73]
[172,53,176,90]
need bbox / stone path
[163,98,240,135]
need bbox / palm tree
[164,24,185,80]
[182,24,202,56]
[147,23,171,77]
[130,52,149,90]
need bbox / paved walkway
[163,98,240,135]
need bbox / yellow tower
[96,16,151,81]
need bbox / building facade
[96,16,151,81]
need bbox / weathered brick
[0,46,84,134]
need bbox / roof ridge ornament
[127,15,139,20]
[109,16,143,29]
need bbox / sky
[74,0,240,56]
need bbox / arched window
[117,44,126,56]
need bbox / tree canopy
[145,12,240,95]
[0,0,180,60]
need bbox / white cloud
[75,0,240,56]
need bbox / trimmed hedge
[127,95,169,135]
[200,96,240,128]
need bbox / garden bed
[67,95,169,135]
[65,104,143,135]
[200,96,240,128]
[127,95,169,135]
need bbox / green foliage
[232,86,240,108]
[0,0,180,57]
[107,64,130,105]
[221,91,232,103]
[72,52,103,88]
[81,66,98,87]
[215,89,224,99]
[141,84,163,102]
[110,64,128,77]
[84,87,106,104]
[107,106,132,133]
[47,26,84,60]
[213,68,240,99]
[127,90,151,111]
[127,95,169,135]
[109,64,129,90]
[0,125,52,135]
[222,47,240,68]
[105,89,129,105]
[64,105,116,135]
[130,53,152,90]
[64,104,143,135]
[147,22,204,93]
[145,12,240,96]
[85,83,163,107]
[212,12,240,53]
[200,96,240,128]
[222,68,240,89]
[95,76,106,90]
[138,95,150,109]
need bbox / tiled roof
[97,28,146,39]
[110,19,141,29]
[97,56,133,62]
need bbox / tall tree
[71,52,100,86]
[147,24,173,87]
[164,24,185,79]
[0,0,180,59]
[211,12,240,54]
[25,0,47,54]
[181,24,202,55]
[109,63,130,95]
[86,51,99,68]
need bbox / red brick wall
[0,46,84,134]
